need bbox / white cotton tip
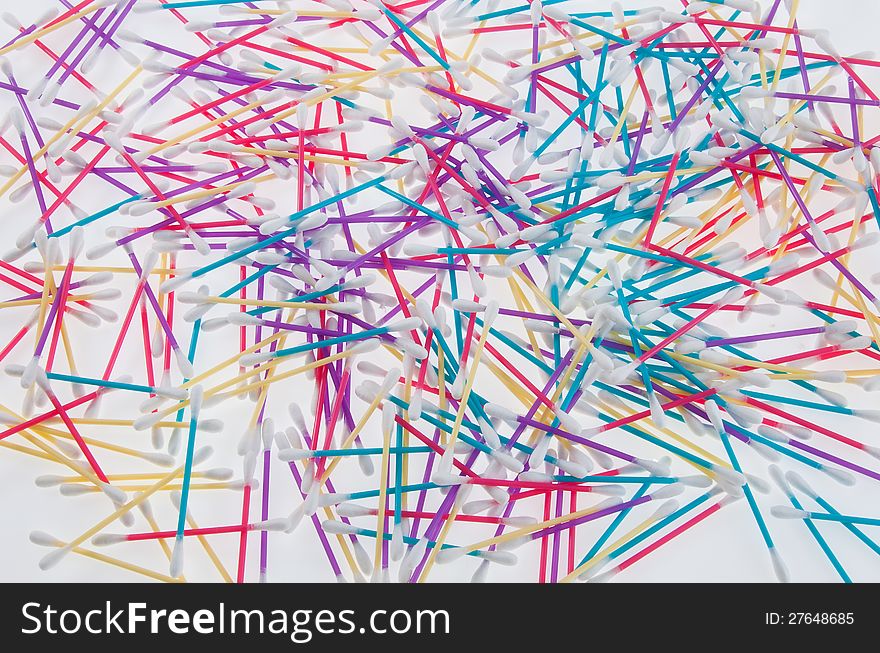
[822,465,855,486]
[432,473,467,487]
[757,426,788,445]
[771,505,809,520]
[192,446,213,466]
[593,497,625,515]
[591,484,627,497]
[483,300,500,327]
[317,492,343,510]
[851,231,880,252]
[35,475,69,488]
[477,549,518,566]
[678,475,712,488]
[451,298,486,314]
[567,448,594,476]
[198,419,223,434]
[226,312,263,327]
[173,350,194,379]
[59,483,93,496]
[746,434,781,462]
[705,401,725,432]
[741,472,769,495]
[813,388,847,409]
[399,538,428,582]
[556,458,589,479]
[463,499,499,515]
[158,273,193,294]
[321,519,360,536]
[713,465,746,488]
[777,424,812,441]
[838,334,871,351]
[2,245,31,262]
[303,485,321,516]
[169,540,185,578]
[635,457,670,477]
[204,468,234,481]
[767,464,790,495]
[436,546,468,565]
[336,502,372,518]
[198,318,226,334]
[21,356,40,389]
[648,393,666,428]
[471,559,490,583]
[496,533,531,551]
[92,533,127,546]
[85,289,122,303]
[67,226,85,260]
[551,406,580,434]
[351,540,373,576]
[516,471,552,484]
[491,449,524,474]
[30,531,63,548]
[650,498,680,522]
[239,351,274,367]
[378,367,401,396]
[784,471,817,499]
[255,518,291,532]
[98,482,128,505]
[188,385,203,419]
[177,291,208,306]
[651,484,684,501]
[677,339,706,354]
[769,547,789,583]
[53,441,82,462]
[810,370,846,384]
[278,447,313,462]
[527,434,552,469]
[811,28,840,60]
[326,301,360,316]
[140,451,175,467]
[386,317,422,333]
[502,515,538,528]
[855,409,880,423]
[39,546,72,571]
[483,402,520,425]
[285,504,306,534]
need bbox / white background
[1,0,879,583]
